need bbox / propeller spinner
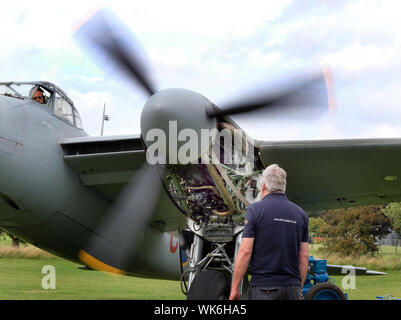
[140,88,217,165]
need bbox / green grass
[330,272,401,300]
[1,238,401,300]
[0,236,185,300]
[0,258,185,300]
[1,257,400,300]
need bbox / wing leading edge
[257,138,401,213]
[60,135,186,231]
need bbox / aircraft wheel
[304,283,346,300]
[187,270,230,300]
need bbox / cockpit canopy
[0,81,83,129]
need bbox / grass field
[0,258,185,300]
[1,238,401,300]
[0,237,185,300]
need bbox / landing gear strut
[181,231,249,300]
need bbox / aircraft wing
[257,138,401,213]
[60,135,186,231]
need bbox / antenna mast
[100,103,110,136]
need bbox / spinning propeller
[74,8,334,274]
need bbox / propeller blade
[79,163,164,274]
[208,68,333,119]
[74,8,157,96]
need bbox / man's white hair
[262,164,287,193]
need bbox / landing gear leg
[234,232,249,300]
[184,233,237,300]
[187,233,203,286]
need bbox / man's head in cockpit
[32,88,45,104]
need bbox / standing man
[229,164,309,300]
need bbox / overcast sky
[1,0,401,141]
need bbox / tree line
[309,203,401,256]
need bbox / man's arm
[299,242,309,288]
[229,237,254,300]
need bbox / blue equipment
[302,256,347,300]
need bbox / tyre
[304,283,346,300]
[187,270,230,300]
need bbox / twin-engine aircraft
[0,9,400,299]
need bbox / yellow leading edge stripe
[78,250,126,275]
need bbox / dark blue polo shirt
[242,193,309,287]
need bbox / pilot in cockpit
[31,88,45,104]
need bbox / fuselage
[0,95,182,280]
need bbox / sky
[1,0,401,141]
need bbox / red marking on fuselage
[170,232,178,253]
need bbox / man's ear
[260,182,268,198]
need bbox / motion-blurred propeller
[75,8,165,274]
[208,68,334,119]
[79,163,164,274]
[74,8,157,96]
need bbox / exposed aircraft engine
[161,122,263,243]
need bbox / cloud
[1,1,401,142]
